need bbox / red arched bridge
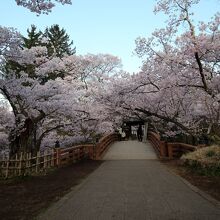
[0,132,199,178]
[1,132,220,219]
[37,132,220,220]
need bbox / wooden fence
[0,150,55,179]
[0,145,93,179]
[148,131,197,159]
[0,133,119,179]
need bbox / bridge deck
[103,140,157,160]
[38,141,220,220]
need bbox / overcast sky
[1,0,219,73]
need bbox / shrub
[181,145,220,176]
[206,150,216,158]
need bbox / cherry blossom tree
[96,0,219,144]
[3,0,219,154]
[0,0,122,156]
[0,26,121,156]
[133,0,220,141]
[15,0,72,14]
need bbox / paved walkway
[38,141,220,220]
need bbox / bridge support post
[160,141,168,158]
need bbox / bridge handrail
[54,144,94,166]
[147,131,197,159]
[147,131,167,158]
[55,133,119,163]
[95,133,119,159]
[166,142,197,159]
[0,134,119,178]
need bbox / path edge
[36,161,106,220]
[161,161,220,209]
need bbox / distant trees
[45,24,76,58]
[22,25,42,49]
[5,24,75,82]
[22,24,75,57]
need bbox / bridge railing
[0,133,118,178]
[94,133,119,159]
[55,133,119,163]
[54,144,94,166]
[147,131,167,158]
[147,131,197,159]
[166,142,197,159]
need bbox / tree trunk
[9,118,37,157]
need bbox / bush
[206,150,216,157]
[181,145,220,176]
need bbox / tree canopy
[15,0,72,14]
[0,0,219,157]
[97,0,220,142]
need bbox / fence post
[46,149,49,168]
[14,154,18,176]
[160,141,168,158]
[167,143,173,159]
[5,160,9,179]
[83,146,87,159]
[88,145,94,160]
[25,153,30,176]
[36,151,40,173]
[51,150,54,167]
[43,151,47,169]
[55,148,61,166]
[95,143,99,160]
[25,153,28,176]
[29,152,32,173]
[19,152,23,176]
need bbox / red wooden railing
[166,142,196,159]
[147,131,167,158]
[54,133,119,165]
[147,131,197,159]
[94,133,119,159]
[54,144,94,166]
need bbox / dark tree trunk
[9,118,38,157]
[1,87,46,157]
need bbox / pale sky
[0,0,219,73]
